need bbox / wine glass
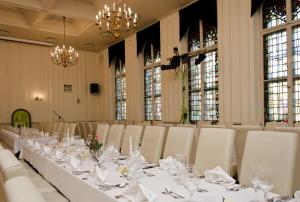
[174,154,186,176]
[259,168,274,202]
[182,164,197,202]
[249,166,262,202]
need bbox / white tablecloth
[22,146,289,202]
[0,129,52,157]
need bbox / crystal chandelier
[50,16,79,68]
[95,1,138,38]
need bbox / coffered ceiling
[0,0,193,52]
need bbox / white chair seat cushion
[0,150,27,181]
[5,176,46,202]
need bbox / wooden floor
[0,139,69,202]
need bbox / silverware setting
[227,185,249,191]
[164,187,184,199]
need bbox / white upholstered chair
[121,125,143,156]
[106,125,125,151]
[163,126,194,164]
[194,128,236,176]
[240,131,298,196]
[4,176,46,202]
[78,122,87,140]
[96,123,110,145]
[84,122,93,135]
[0,150,27,181]
[141,126,165,164]
[231,124,262,179]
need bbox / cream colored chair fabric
[84,122,93,135]
[163,127,194,164]
[5,176,46,202]
[0,144,3,150]
[47,122,54,135]
[194,128,236,176]
[240,131,298,196]
[106,125,125,151]
[121,125,143,156]
[141,126,165,164]
[78,122,87,140]
[64,123,76,137]
[96,123,110,145]
[0,150,27,181]
[231,125,262,179]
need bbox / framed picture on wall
[64,84,72,92]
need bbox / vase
[89,149,98,161]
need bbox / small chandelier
[95,1,138,38]
[50,16,79,68]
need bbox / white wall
[0,40,101,123]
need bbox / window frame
[143,44,162,121]
[261,0,300,124]
[115,59,126,120]
[187,20,219,124]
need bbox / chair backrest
[84,122,93,135]
[78,122,87,140]
[141,126,165,164]
[64,123,76,137]
[231,125,262,179]
[163,126,194,163]
[121,125,143,156]
[106,125,125,151]
[11,109,31,128]
[240,131,298,196]
[194,128,236,176]
[96,123,110,145]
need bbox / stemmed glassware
[173,153,186,176]
[249,166,274,202]
[182,164,197,202]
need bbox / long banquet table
[22,145,288,202]
[0,129,52,156]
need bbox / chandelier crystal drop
[95,1,138,38]
[50,17,79,68]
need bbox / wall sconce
[34,95,43,102]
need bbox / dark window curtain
[179,0,217,40]
[136,22,160,56]
[251,0,266,16]
[108,41,125,66]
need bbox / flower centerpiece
[87,130,102,160]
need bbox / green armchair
[11,109,31,128]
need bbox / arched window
[187,20,218,123]
[115,59,126,120]
[144,42,161,121]
[262,0,300,123]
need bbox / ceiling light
[50,17,79,68]
[95,1,138,38]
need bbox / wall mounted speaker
[90,83,99,94]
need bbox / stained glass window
[115,60,126,120]
[188,21,200,52]
[144,44,161,121]
[292,0,300,20]
[263,0,286,29]
[188,21,218,123]
[203,23,217,47]
[203,51,219,121]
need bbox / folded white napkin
[34,142,41,150]
[204,166,235,185]
[55,150,64,160]
[123,183,157,202]
[70,156,81,170]
[28,140,34,147]
[95,166,109,182]
[43,145,51,154]
[159,156,183,171]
